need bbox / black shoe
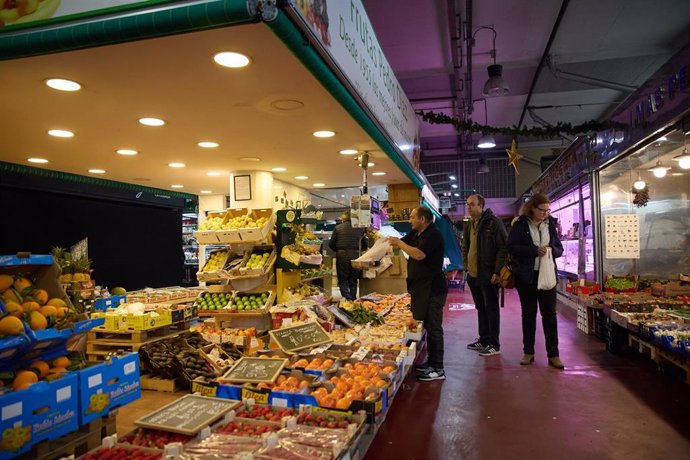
[479,345,501,357]
[414,361,432,372]
[467,339,484,351]
[417,368,446,382]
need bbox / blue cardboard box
[0,385,34,459]
[29,373,79,445]
[93,296,126,312]
[76,353,141,425]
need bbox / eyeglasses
[536,207,550,213]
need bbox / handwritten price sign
[269,321,332,353]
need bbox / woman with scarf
[507,193,565,369]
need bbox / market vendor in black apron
[388,206,448,382]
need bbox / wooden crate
[628,334,690,385]
[86,323,191,361]
[20,412,117,460]
[140,373,179,392]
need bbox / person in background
[329,210,365,301]
[388,206,448,382]
[507,193,565,369]
[462,194,507,357]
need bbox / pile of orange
[292,357,335,371]
[4,356,72,392]
[309,362,394,410]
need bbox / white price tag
[56,386,72,403]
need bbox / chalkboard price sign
[220,357,287,383]
[135,394,240,435]
[269,321,332,353]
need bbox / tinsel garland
[417,110,625,139]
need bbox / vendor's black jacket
[401,222,445,285]
[506,215,563,285]
[461,208,508,284]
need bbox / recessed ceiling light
[671,172,685,176]
[313,131,335,138]
[271,167,287,172]
[48,129,74,138]
[294,176,309,180]
[207,171,223,176]
[168,162,186,168]
[313,183,326,187]
[28,158,48,164]
[214,51,251,68]
[200,190,213,194]
[197,141,219,148]
[88,169,106,174]
[271,99,304,111]
[139,117,165,126]
[239,157,261,162]
[339,149,358,155]
[372,171,386,176]
[116,149,138,156]
[45,78,81,92]
[171,184,184,189]
[367,162,375,167]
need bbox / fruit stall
[0,254,141,459]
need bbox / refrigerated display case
[550,183,594,280]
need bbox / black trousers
[467,275,501,349]
[515,272,559,357]
[409,276,447,369]
[336,254,360,300]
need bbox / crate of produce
[237,245,276,277]
[195,210,227,244]
[196,248,231,282]
[604,275,639,293]
[227,290,275,313]
[194,288,233,313]
[118,427,193,449]
[216,208,249,244]
[239,208,275,242]
[125,311,172,331]
[74,352,141,425]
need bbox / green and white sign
[0,0,165,29]
[290,0,420,166]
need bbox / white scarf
[528,218,550,270]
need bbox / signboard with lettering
[289,0,420,165]
[135,394,240,435]
[269,321,332,353]
[220,357,287,384]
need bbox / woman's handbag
[499,255,515,289]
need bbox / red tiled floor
[365,288,690,460]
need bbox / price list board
[135,394,240,435]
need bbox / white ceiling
[0,23,411,196]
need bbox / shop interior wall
[600,162,690,279]
[0,186,183,290]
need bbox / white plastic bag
[538,248,557,290]
[354,238,391,263]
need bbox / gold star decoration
[506,138,523,174]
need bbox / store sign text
[630,64,688,128]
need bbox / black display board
[220,357,287,383]
[135,394,240,435]
[269,321,332,353]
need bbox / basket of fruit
[237,246,275,277]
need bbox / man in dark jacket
[462,194,507,357]
[329,210,365,300]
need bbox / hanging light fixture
[477,158,490,174]
[649,159,671,178]
[673,129,690,169]
[633,173,646,190]
[478,99,496,149]
[473,26,510,97]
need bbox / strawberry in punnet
[83,447,162,460]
